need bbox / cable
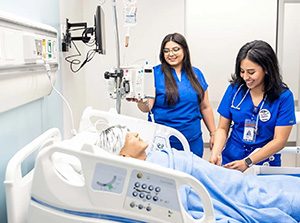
[64,38,97,73]
[45,63,77,136]
[64,40,81,70]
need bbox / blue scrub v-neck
[149,64,208,156]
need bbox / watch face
[245,157,253,167]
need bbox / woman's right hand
[126,98,142,103]
[127,98,154,113]
[209,152,222,166]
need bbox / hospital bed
[27,142,215,223]
[4,107,193,223]
[5,108,300,223]
[5,133,214,222]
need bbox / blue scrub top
[149,64,208,150]
[218,84,296,165]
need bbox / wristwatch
[244,157,253,167]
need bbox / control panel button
[153,196,158,201]
[130,202,135,208]
[139,193,145,199]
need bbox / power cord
[64,38,97,73]
[45,63,77,136]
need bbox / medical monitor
[94,5,106,54]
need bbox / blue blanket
[146,148,300,223]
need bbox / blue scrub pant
[170,135,204,157]
[222,138,281,166]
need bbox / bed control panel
[124,169,182,222]
[91,163,127,193]
[90,162,184,222]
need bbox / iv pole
[111,0,122,114]
[104,0,137,114]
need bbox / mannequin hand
[223,160,248,172]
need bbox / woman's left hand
[223,159,248,172]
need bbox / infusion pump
[105,64,155,100]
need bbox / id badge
[243,119,256,143]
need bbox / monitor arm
[62,18,93,52]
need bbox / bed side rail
[28,145,215,223]
[78,107,190,152]
[4,128,61,223]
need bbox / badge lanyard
[243,95,267,143]
[231,85,270,143]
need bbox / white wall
[84,0,185,118]
[186,0,277,143]
[279,2,300,107]
[59,0,88,137]
[60,0,185,138]
[277,0,300,165]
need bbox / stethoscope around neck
[231,84,249,110]
[231,84,267,111]
[231,84,267,134]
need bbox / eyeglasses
[163,47,181,54]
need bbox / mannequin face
[119,132,148,160]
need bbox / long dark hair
[159,33,204,105]
[231,40,287,102]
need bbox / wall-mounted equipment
[61,5,106,73]
[0,10,58,113]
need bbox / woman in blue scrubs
[135,33,216,157]
[210,40,296,172]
